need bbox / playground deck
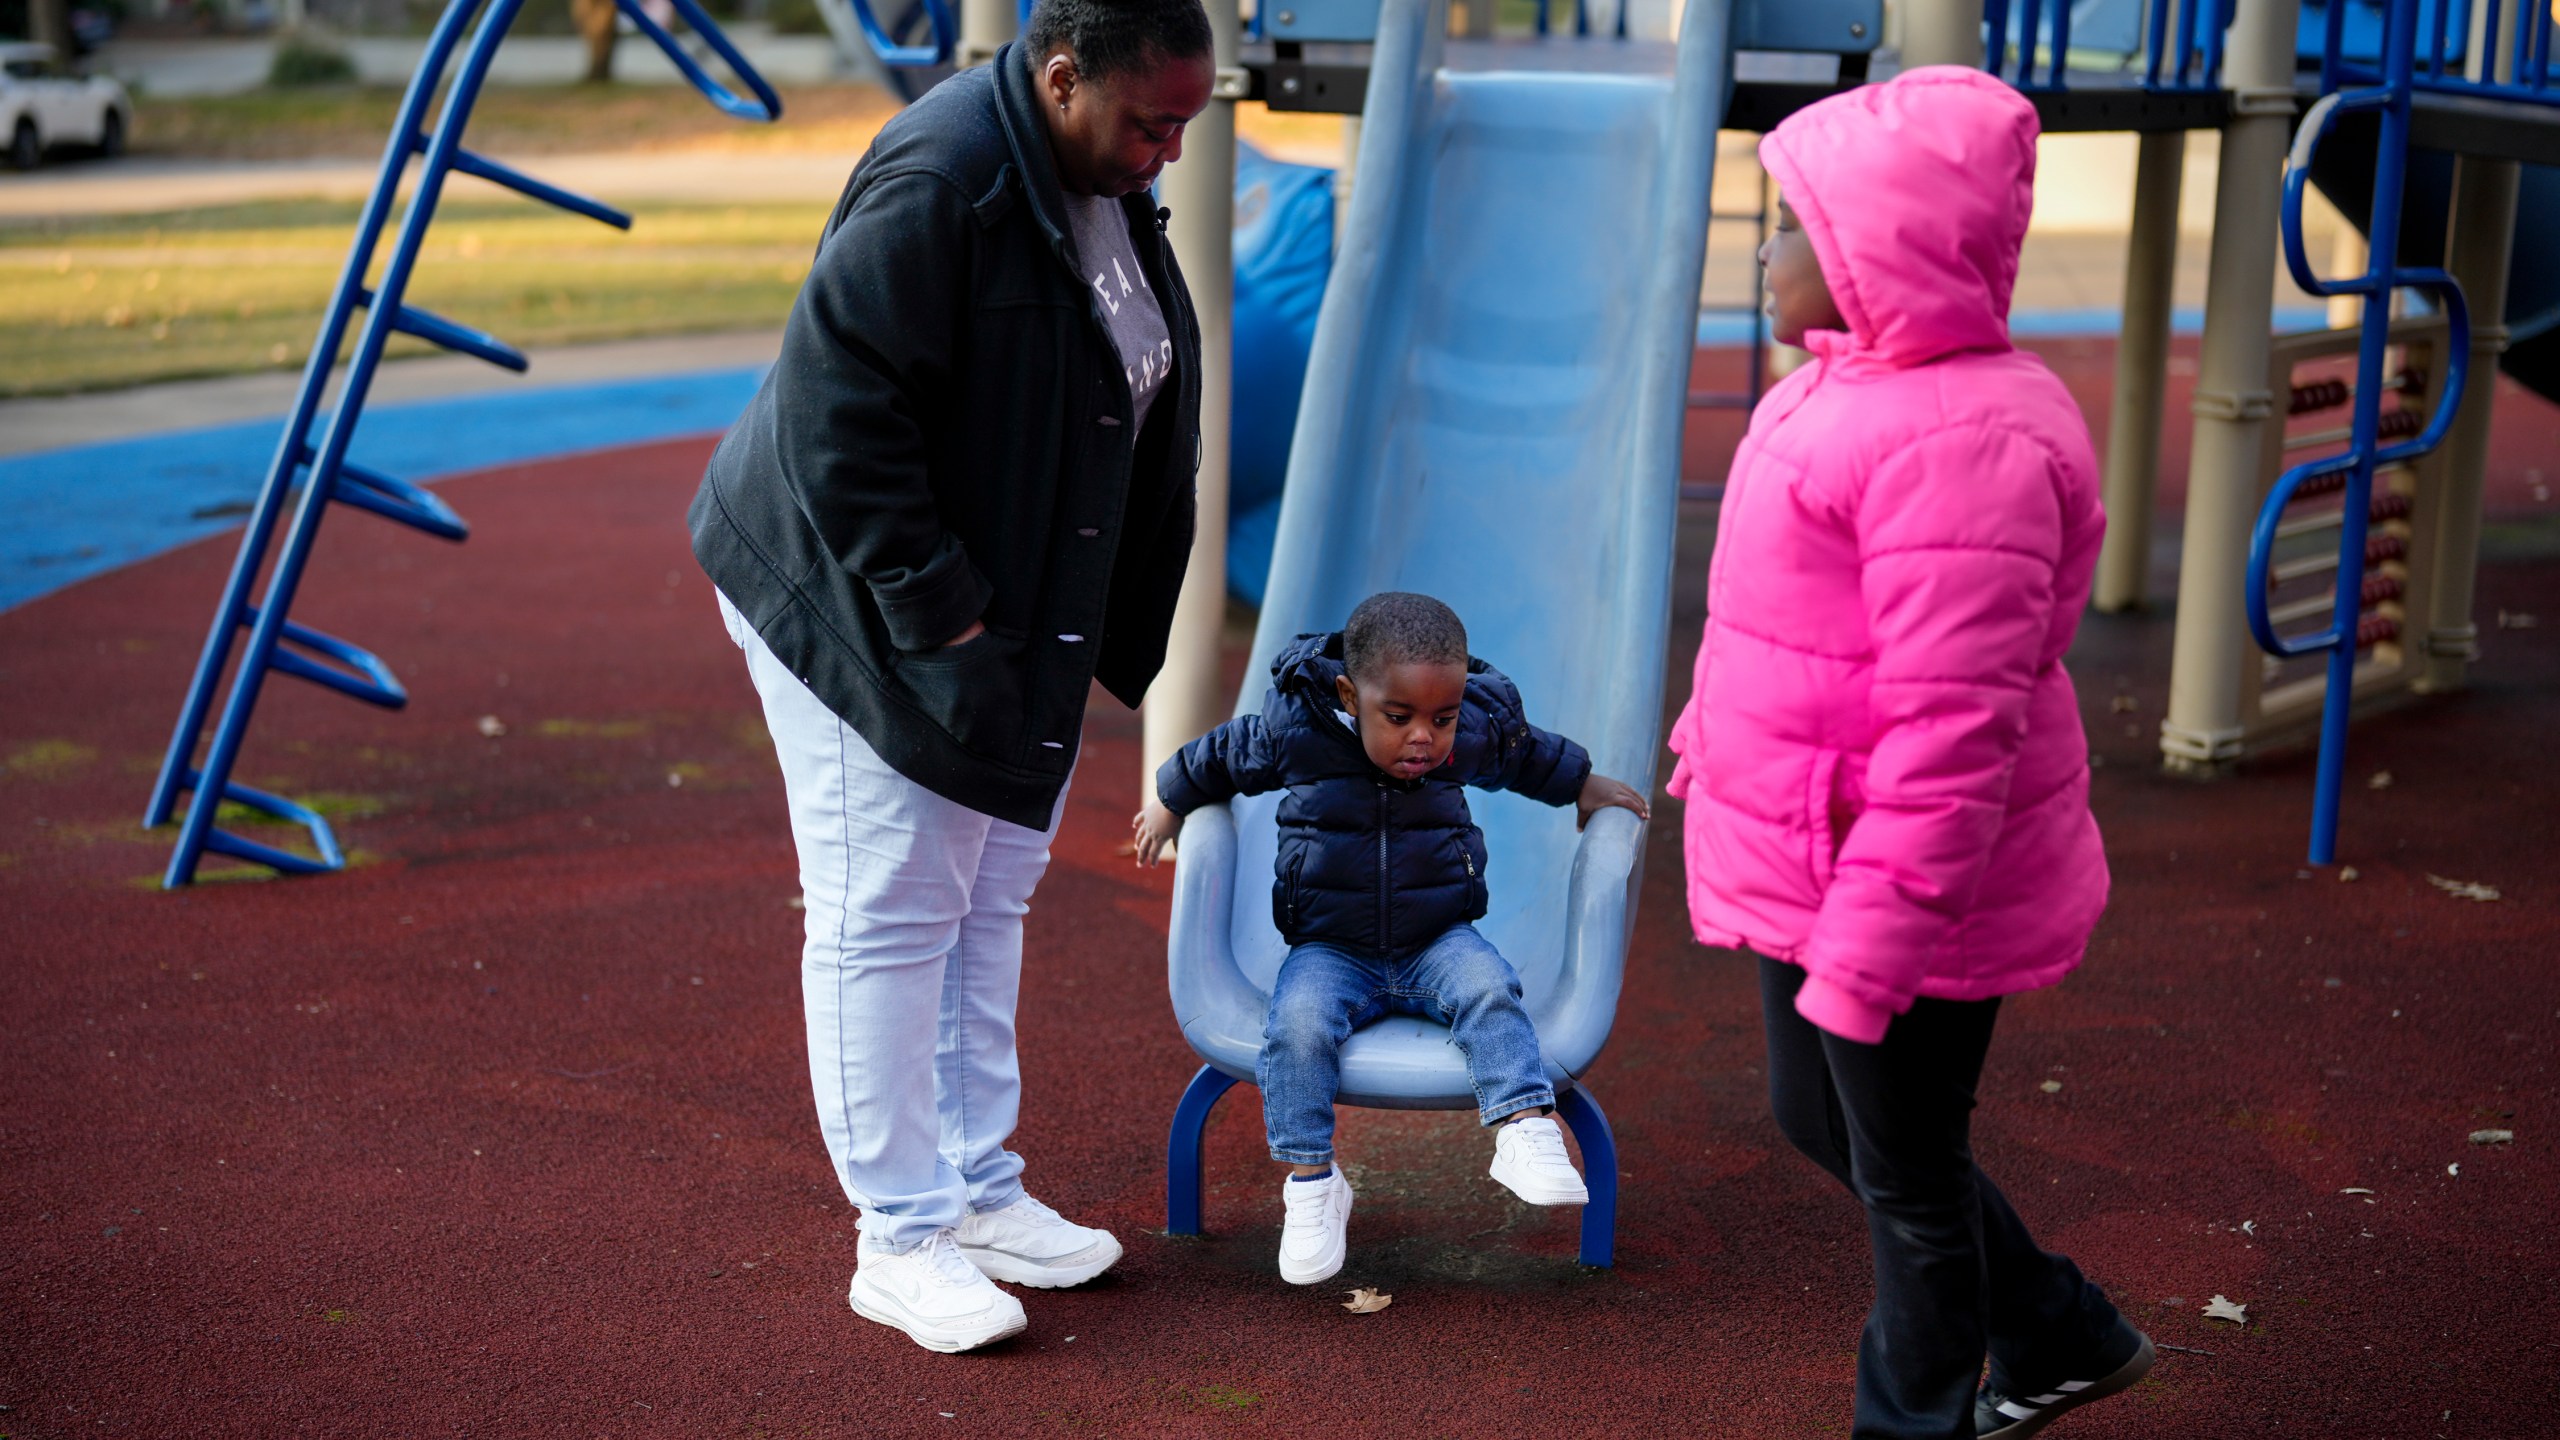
[2,341,2554,1436]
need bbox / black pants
[1760,958,2121,1440]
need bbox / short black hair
[1022,0,1213,86]
[1342,592,1468,684]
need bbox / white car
[2,41,131,170]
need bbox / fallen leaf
[787,896,806,911]
[2039,1079,2063,1094]
[476,715,507,738]
[2469,1129,2514,1145]
[2367,770,2393,790]
[2448,1163,2461,1177]
[2339,866,2360,882]
[2426,874,2501,902]
[2240,1220,2257,1237]
[2497,610,2539,629]
[2110,695,2138,713]
[2340,1187,2375,1195]
[1341,1287,1393,1314]
[2202,1295,2248,1325]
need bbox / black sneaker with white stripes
[1974,1319,2156,1438]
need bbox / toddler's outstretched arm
[1133,714,1284,867]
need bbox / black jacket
[688,44,1203,828]
[1156,632,1592,956]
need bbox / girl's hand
[1131,800,1184,867]
[1575,773,1652,831]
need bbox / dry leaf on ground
[2340,1187,2375,1195]
[2039,1080,2063,1094]
[2367,770,2394,790]
[2202,1295,2248,1325]
[2497,610,2539,629]
[2470,1129,2515,1145]
[476,715,507,737]
[2426,874,2502,902]
[1341,1287,1393,1314]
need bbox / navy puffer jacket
[1156,632,1592,956]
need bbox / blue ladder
[143,0,778,887]
[2248,0,2502,865]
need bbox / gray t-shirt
[1061,191,1174,439]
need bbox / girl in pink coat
[1666,69,2150,1439]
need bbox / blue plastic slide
[1162,0,1731,1264]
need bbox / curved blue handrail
[843,0,959,66]
[624,0,786,117]
[2246,0,2474,866]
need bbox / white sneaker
[847,1230,1028,1353]
[1489,1114,1589,1206]
[1277,1167,1354,1285]
[953,1193,1123,1288]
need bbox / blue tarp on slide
[1227,142,1334,604]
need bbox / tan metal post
[1898,0,1985,68]
[1142,0,1243,811]
[2159,0,2302,774]
[960,0,1015,69]
[2418,5,2525,692]
[2094,129,2186,612]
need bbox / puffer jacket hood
[1668,68,2109,1044]
[1757,65,2038,371]
[1158,632,1591,955]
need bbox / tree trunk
[571,0,619,84]
[30,0,73,57]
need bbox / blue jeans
[1258,925,1555,1164]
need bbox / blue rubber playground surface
[0,366,768,613]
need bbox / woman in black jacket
[689,0,1211,1354]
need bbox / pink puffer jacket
[1665,67,2110,1044]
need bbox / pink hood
[1758,66,2038,371]
[1666,68,2110,1043]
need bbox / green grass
[0,197,831,396]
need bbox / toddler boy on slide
[1134,591,1649,1282]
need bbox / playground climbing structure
[143,0,778,887]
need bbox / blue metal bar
[361,289,533,372]
[839,0,956,66]
[2175,0,2202,87]
[2049,0,2072,85]
[332,461,471,542]
[1981,0,2012,80]
[195,774,346,876]
[1166,1065,1239,1235]
[618,0,785,117]
[2145,0,2172,87]
[2253,0,2479,866]
[1555,1085,1617,1268]
[449,147,632,230]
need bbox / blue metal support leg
[1555,1083,1618,1267]
[2252,0,2473,865]
[1167,1065,1240,1236]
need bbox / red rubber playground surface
[3,343,2555,1438]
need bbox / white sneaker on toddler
[1277,1166,1354,1285]
[1489,1114,1589,1206]
[954,1193,1123,1288]
[847,1229,1028,1353]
